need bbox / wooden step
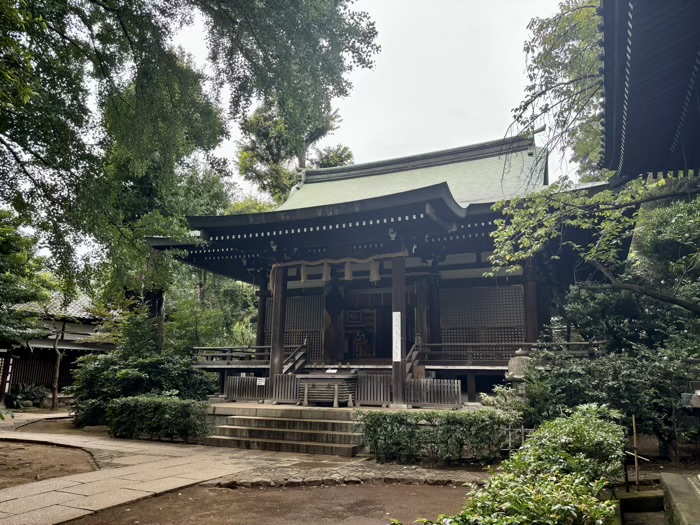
[205,435,359,457]
[226,416,358,432]
[215,425,362,445]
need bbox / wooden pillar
[415,279,430,344]
[0,354,11,404]
[428,275,441,345]
[467,374,477,402]
[269,267,288,379]
[524,275,539,343]
[391,257,407,405]
[255,280,270,349]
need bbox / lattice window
[440,285,524,329]
[264,295,324,360]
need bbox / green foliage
[505,404,625,481]
[225,195,275,216]
[1,0,378,287]
[310,144,354,169]
[514,0,603,177]
[106,396,208,443]
[164,268,258,354]
[5,383,50,409]
[414,473,614,525]
[69,308,216,426]
[0,210,52,347]
[524,338,700,458]
[0,0,42,111]
[236,101,354,201]
[404,406,624,525]
[359,407,520,464]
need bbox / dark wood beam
[269,267,288,379]
[391,256,407,405]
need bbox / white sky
[176,0,570,193]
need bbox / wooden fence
[356,372,392,406]
[271,374,300,404]
[405,378,461,407]
[225,376,269,401]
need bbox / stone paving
[0,429,488,525]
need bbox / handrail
[405,337,421,380]
[283,338,308,374]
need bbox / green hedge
[106,396,209,443]
[359,407,514,463]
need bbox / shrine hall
[150,135,590,406]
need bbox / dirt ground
[0,442,96,490]
[66,484,468,525]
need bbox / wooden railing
[193,345,298,367]
[409,341,604,372]
[282,339,308,374]
[356,372,392,406]
[406,378,461,407]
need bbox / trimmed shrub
[106,396,209,443]
[359,407,517,463]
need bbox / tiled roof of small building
[278,136,547,211]
[21,292,99,320]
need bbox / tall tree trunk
[51,319,67,410]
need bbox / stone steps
[216,425,363,445]
[226,415,357,432]
[204,435,360,457]
[206,404,362,457]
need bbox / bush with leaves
[106,396,208,443]
[399,405,624,525]
[69,308,216,427]
[359,406,519,464]
[5,383,50,409]
[524,335,700,458]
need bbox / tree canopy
[1,0,379,287]
[0,211,52,347]
[236,101,354,201]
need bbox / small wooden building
[1,293,112,405]
[152,136,560,404]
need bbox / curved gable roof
[278,136,548,211]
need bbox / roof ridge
[304,135,534,183]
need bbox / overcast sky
[177,1,567,192]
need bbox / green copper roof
[278,137,548,211]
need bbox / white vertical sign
[392,311,402,362]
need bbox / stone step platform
[205,435,360,457]
[206,403,362,457]
[226,415,357,433]
[209,404,355,421]
[216,425,363,445]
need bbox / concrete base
[389,404,411,409]
[662,473,700,525]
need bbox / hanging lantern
[344,261,353,281]
[322,262,331,283]
[369,259,380,284]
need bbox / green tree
[1,0,379,284]
[524,337,699,460]
[69,306,216,427]
[236,102,354,201]
[311,144,355,169]
[512,0,602,177]
[0,211,52,347]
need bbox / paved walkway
[0,430,486,525]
